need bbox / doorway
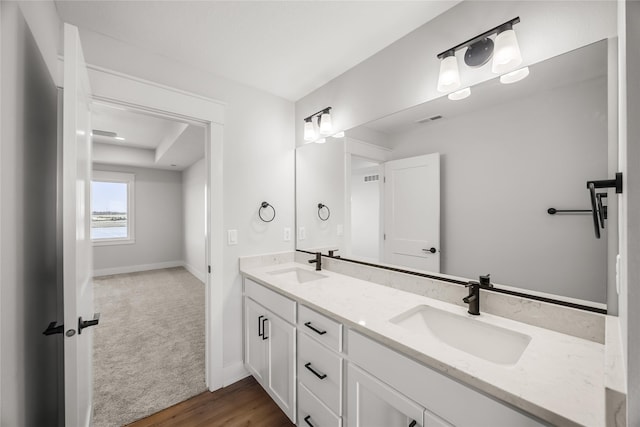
[89,101,208,425]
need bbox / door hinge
[384,234,386,240]
[383,176,386,183]
[208,265,211,273]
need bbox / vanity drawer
[244,278,296,324]
[298,382,342,427]
[298,332,342,415]
[299,305,343,352]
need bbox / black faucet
[328,249,340,258]
[463,281,481,315]
[308,252,322,271]
[463,274,492,315]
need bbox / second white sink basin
[390,305,531,365]
[268,267,327,284]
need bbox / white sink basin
[390,305,531,365]
[268,267,327,284]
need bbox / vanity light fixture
[436,17,523,94]
[492,22,523,74]
[304,118,315,141]
[303,107,333,142]
[499,66,530,84]
[448,87,471,101]
[437,51,461,93]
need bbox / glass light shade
[492,28,522,74]
[447,87,471,101]
[319,112,332,136]
[500,67,530,84]
[315,138,327,144]
[304,120,315,141]
[437,55,461,93]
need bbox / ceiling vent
[415,115,443,124]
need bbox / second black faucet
[308,252,322,271]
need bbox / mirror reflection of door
[349,154,441,271]
[384,153,440,272]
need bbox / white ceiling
[92,102,205,170]
[55,1,458,101]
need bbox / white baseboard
[184,263,206,283]
[223,361,250,387]
[93,260,184,277]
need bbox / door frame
[63,60,227,391]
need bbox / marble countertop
[241,261,605,427]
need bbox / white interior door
[384,153,440,272]
[63,23,95,427]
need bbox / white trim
[93,260,184,277]
[223,361,250,387]
[184,263,206,283]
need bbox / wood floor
[126,376,295,427]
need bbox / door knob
[78,313,100,334]
[422,247,437,254]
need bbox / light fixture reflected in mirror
[315,138,326,144]
[448,87,471,101]
[500,67,530,84]
[332,131,345,138]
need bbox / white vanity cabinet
[347,330,547,427]
[244,279,296,422]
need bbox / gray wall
[93,164,184,274]
[389,77,608,303]
[183,158,206,282]
[1,3,63,425]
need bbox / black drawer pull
[304,415,315,427]
[304,321,327,335]
[258,315,264,337]
[409,421,417,427]
[304,362,327,380]
[261,317,268,340]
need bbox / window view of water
[92,180,128,240]
[91,226,128,239]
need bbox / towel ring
[317,203,330,221]
[259,201,276,222]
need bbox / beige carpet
[92,267,206,427]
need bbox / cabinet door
[265,312,296,422]
[348,364,424,427]
[244,298,267,383]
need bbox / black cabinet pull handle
[304,362,327,379]
[409,420,417,427]
[304,321,327,335]
[304,415,315,427]
[261,317,268,340]
[78,313,100,334]
[258,315,264,337]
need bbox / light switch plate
[298,226,306,241]
[227,229,238,245]
[337,224,344,236]
[283,227,291,242]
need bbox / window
[91,171,135,245]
